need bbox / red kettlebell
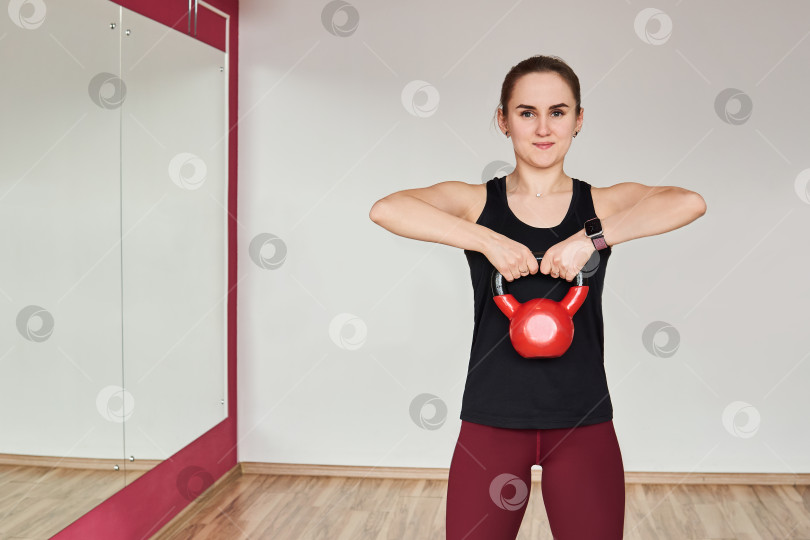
[490,251,589,359]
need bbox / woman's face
[499,71,583,170]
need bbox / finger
[499,267,512,282]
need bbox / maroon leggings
[446,419,625,540]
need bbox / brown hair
[492,55,582,131]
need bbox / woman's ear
[497,107,507,134]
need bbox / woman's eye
[521,110,563,118]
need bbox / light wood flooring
[152,468,810,539]
[2,462,808,539]
[0,463,148,539]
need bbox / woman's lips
[534,143,554,149]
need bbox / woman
[369,55,706,540]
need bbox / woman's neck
[506,171,571,196]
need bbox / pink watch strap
[592,236,608,250]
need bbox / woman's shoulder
[588,183,616,221]
[390,179,487,223]
[591,181,674,220]
[437,180,489,225]
[466,180,489,224]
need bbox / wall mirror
[0,0,229,536]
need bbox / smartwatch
[584,217,609,250]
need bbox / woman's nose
[535,116,551,135]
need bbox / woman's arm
[541,184,707,281]
[597,184,707,247]
[369,182,497,253]
[370,181,583,281]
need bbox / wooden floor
[153,469,810,539]
[0,463,148,539]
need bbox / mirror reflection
[0,0,228,537]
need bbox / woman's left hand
[539,230,595,282]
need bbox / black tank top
[461,175,613,429]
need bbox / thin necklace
[507,175,566,197]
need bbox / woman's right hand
[482,233,539,282]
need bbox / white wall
[237,0,810,473]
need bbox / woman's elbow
[369,197,391,224]
[691,193,707,216]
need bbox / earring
[505,130,509,137]
[573,131,579,138]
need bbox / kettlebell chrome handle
[490,251,586,298]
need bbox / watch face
[585,218,601,236]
